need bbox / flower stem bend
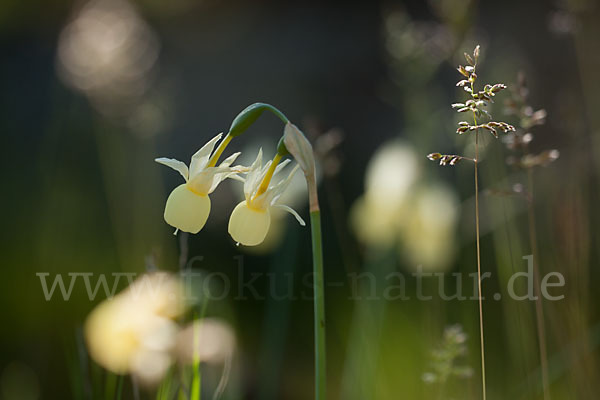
[228,103,290,137]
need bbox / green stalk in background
[526,169,550,400]
[503,74,560,399]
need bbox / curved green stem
[228,103,289,137]
[259,103,290,124]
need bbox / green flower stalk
[283,122,326,400]
[427,46,515,400]
[227,104,327,399]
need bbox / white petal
[164,184,211,233]
[207,170,243,193]
[274,204,306,226]
[273,159,292,177]
[188,166,235,195]
[228,201,271,246]
[189,133,223,178]
[244,149,263,200]
[269,164,300,202]
[155,158,189,182]
[228,174,245,182]
[218,152,241,168]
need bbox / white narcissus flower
[156,133,245,234]
[228,149,306,246]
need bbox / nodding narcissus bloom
[156,133,245,234]
[228,149,305,246]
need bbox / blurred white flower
[351,140,459,270]
[85,272,184,385]
[364,140,419,203]
[401,184,459,271]
[350,140,419,247]
[175,318,236,365]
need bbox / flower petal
[155,158,189,182]
[244,149,263,200]
[273,158,292,178]
[228,201,271,246]
[269,164,300,203]
[274,204,306,226]
[189,133,223,178]
[218,152,241,168]
[207,169,245,193]
[228,174,245,182]
[164,184,211,233]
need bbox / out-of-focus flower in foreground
[85,272,184,385]
[156,133,245,234]
[175,318,236,365]
[228,149,305,246]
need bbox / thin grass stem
[471,69,487,400]
[474,130,487,400]
[527,168,551,400]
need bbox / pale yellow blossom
[228,150,305,246]
[156,133,244,234]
